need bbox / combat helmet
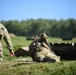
[40,33,48,43]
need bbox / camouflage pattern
[34,47,60,62]
[0,43,3,64]
[29,33,60,62]
[0,23,14,64]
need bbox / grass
[0,60,76,75]
[0,36,76,75]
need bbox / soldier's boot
[53,55,60,62]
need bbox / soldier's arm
[4,28,13,51]
[3,27,14,56]
[41,42,50,50]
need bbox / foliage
[1,18,76,38]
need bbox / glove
[9,50,15,57]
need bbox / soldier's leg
[43,57,56,62]
[0,43,3,64]
[46,52,60,62]
[34,52,45,62]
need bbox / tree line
[0,18,76,39]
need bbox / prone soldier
[29,33,60,62]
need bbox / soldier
[0,23,14,64]
[29,33,60,62]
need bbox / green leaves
[1,18,76,38]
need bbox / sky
[0,0,76,21]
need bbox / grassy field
[0,36,76,75]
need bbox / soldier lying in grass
[29,33,60,62]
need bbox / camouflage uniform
[29,33,60,62]
[0,23,14,64]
